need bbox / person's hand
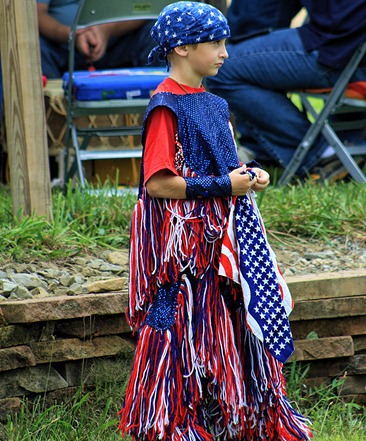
[75,26,109,63]
[229,165,258,196]
[251,167,270,192]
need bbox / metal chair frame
[278,41,366,186]
[63,0,172,187]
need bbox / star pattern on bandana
[149,1,230,64]
[235,196,294,363]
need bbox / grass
[284,362,366,441]
[1,177,366,439]
[2,361,366,440]
[0,177,365,261]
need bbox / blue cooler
[63,67,168,101]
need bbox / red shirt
[143,78,205,184]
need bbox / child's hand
[229,166,258,195]
[229,166,270,195]
[251,167,270,192]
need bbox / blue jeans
[206,28,366,173]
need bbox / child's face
[187,39,228,78]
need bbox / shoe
[309,156,365,183]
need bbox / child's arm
[146,166,266,199]
[146,170,187,199]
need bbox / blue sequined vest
[141,91,240,183]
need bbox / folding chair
[63,0,172,187]
[278,40,366,186]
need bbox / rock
[59,275,74,287]
[0,280,17,296]
[14,286,32,300]
[67,283,86,296]
[86,277,127,293]
[0,346,36,372]
[0,397,21,422]
[17,365,68,393]
[31,287,51,298]
[108,251,128,266]
[0,239,365,303]
[99,262,123,272]
[10,274,46,290]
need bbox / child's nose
[221,47,229,59]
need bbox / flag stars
[235,196,294,362]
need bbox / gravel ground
[0,237,365,301]
[273,237,366,276]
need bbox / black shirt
[298,0,366,69]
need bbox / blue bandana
[148,1,230,64]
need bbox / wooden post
[0,0,52,218]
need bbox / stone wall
[1,270,366,420]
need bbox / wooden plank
[353,335,366,353]
[0,293,128,324]
[287,270,366,301]
[0,0,51,217]
[290,295,366,321]
[291,315,366,339]
[289,336,354,361]
[30,335,135,363]
[339,375,366,396]
[305,354,366,378]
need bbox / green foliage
[0,179,365,261]
[260,180,366,245]
[284,362,366,441]
[0,181,137,260]
[3,361,366,440]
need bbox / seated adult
[227,0,302,43]
[206,0,366,175]
[36,0,159,78]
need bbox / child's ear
[174,45,189,57]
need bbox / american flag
[219,193,294,363]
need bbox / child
[118,2,312,440]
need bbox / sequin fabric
[144,281,180,330]
[148,2,230,64]
[142,91,240,180]
[185,174,232,199]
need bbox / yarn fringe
[123,190,312,440]
[127,190,231,329]
[120,274,249,440]
[228,305,313,441]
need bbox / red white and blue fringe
[119,190,312,440]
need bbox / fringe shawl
[127,186,232,329]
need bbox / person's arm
[75,20,149,63]
[146,166,268,199]
[146,170,187,199]
[37,2,70,43]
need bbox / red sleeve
[143,106,178,184]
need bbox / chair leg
[321,122,366,183]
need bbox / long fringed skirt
[118,268,312,441]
